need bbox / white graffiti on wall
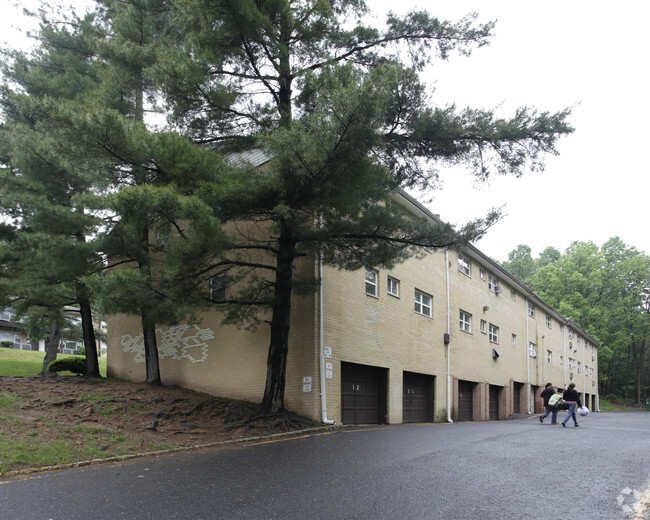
[121,324,215,364]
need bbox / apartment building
[106,188,599,425]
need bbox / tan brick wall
[108,239,599,424]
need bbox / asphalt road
[2,412,650,520]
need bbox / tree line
[1,0,573,417]
[499,240,650,403]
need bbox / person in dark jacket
[539,382,559,424]
[562,382,582,427]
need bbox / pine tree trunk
[142,315,162,386]
[77,284,101,378]
[39,320,61,377]
[260,228,296,413]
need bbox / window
[511,289,516,301]
[387,276,400,297]
[577,362,581,373]
[528,301,535,318]
[458,254,471,276]
[480,268,486,280]
[560,355,564,366]
[546,350,552,363]
[0,332,21,344]
[568,329,574,339]
[414,290,432,317]
[1,308,16,322]
[365,269,378,297]
[528,342,537,357]
[568,358,573,369]
[480,319,487,334]
[546,314,552,327]
[488,274,499,292]
[488,324,499,343]
[459,310,472,333]
[511,333,517,346]
[210,274,226,301]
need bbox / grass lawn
[0,348,107,377]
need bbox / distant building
[0,307,107,356]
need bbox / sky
[1,0,648,261]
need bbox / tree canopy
[500,238,650,403]
[2,0,575,414]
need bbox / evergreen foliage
[1,1,576,413]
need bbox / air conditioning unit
[494,285,503,294]
[529,350,537,358]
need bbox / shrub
[48,357,86,375]
[1,341,13,348]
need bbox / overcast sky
[372,0,650,261]
[2,1,648,261]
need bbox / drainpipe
[445,249,453,423]
[319,249,336,425]
[563,324,567,389]
[582,335,586,406]
[525,298,531,414]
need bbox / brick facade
[107,192,599,424]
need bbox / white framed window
[546,350,552,363]
[568,358,573,369]
[0,308,16,321]
[488,324,499,343]
[560,355,564,366]
[0,332,21,344]
[210,274,226,302]
[458,254,471,276]
[529,342,537,357]
[568,329,574,339]
[365,269,378,297]
[577,362,581,373]
[510,289,516,301]
[511,333,517,346]
[480,319,487,334]
[480,267,486,280]
[387,276,400,297]
[528,301,535,318]
[459,310,472,333]
[414,290,432,317]
[546,314,552,327]
[488,274,499,292]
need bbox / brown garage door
[341,362,387,424]
[489,385,500,421]
[458,380,474,422]
[403,372,434,423]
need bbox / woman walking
[562,382,582,427]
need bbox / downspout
[445,249,453,423]
[319,241,336,425]
[525,298,531,414]
[582,335,586,406]
[563,324,567,389]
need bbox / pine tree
[159,1,574,413]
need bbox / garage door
[458,380,474,422]
[341,362,387,424]
[489,385,500,421]
[403,372,434,423]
